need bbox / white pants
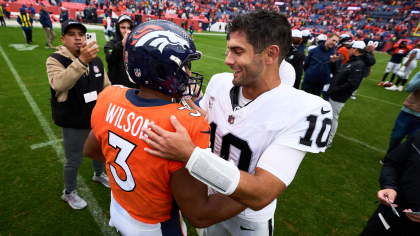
[402,62,418,80]
[385,62,401,73]
[203,215,274,236]
[109,193,187,236]
[328,98,345,144]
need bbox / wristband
[186,147,240,195]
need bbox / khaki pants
[44,27,56,48]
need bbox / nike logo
[200,129,211,134]
[240,226,254,231]
[321,107,331,114]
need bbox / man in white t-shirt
[142,10,332,235]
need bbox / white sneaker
[93,172,110,188]
[62,190,87,209]
[351,96,356,100]
[396,85,403,91]
[385,85,398,91]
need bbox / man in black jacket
[327,41,375,146]
[287,30,306,89]
[104,14,137,88]
[359,130,420,235]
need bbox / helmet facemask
[172,51,204,98]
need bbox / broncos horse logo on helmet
[124,20,203,97]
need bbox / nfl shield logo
[134,68,141,77]
[228,115,235,124]
[93,65,99,73]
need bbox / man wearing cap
[288,30,306,89]
[297,29,311,54]
[327,41,375,147]
[40,5,55,50]
[104,14,137,88]
[59,7,69,25]
[46,19,111,210]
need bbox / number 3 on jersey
[299,115,332,147]
[108,131,137,192]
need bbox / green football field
[0,26,418,236]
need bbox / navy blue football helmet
[337,34,353,48]
[124,20,203,97]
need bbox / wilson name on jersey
[91,85,210,224]
[199,73,333,221]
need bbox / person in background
[189,22,195,40]
[59,7,69,25]
[289,30,305,89]
[380,71,420,164]
[17,6,33,44]
[223,32,230,56]
[46,20,111,210]
[360,130,420,236]
[378,41,410,87]
[302,33,339,97]
[40,4,55,50]
[104,14,137,88]
[352,43,376,99]
[297,29,311,54]
[327,41,375,147]
[0,4,5,27]
[76,10,81,22]
[387,43,420,91]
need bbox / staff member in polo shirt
[46,20,111,210]
[17,7,33,44]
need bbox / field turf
[0,26,418,235]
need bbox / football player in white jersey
[386,43,420,91]
[141,10,333,236]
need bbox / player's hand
[79,41,99,65]
[122,31,131,47]
[330,52,338,63]
[404,209,420,223]
[378,188,398,208]
[141,115,196,164]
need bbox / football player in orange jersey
[83,20,246,236]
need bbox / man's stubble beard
[232,56,264,87]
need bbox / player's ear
[264,45,280,65]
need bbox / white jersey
[403,48,420,65]
[307,45,317,53]
[279,59,295,86]
[106,17,112,31]
[199,73,332,222]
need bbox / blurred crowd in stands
[2,0,420,41]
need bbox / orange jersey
[91,86,210,224]
[338,47,349,65]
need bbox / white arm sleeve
[256,143,306,186]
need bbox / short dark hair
[227,9,291,62]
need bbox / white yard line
[30,139,63,149]
[355,94,402,106]
[0,45,116,236]
[336,133,386,154]
[202,54,225,62]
